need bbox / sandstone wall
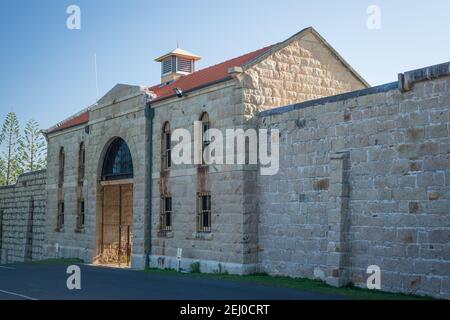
[44,86,149,269]
[150,81,259,274]
[241,29,367,119]
[45,124,90,262]
[258,66,450,299]
[88,92,149,269]
[0,170,46,264]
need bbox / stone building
[0,27,449,299]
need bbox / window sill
[157,230,174,238]
[55,227,64,233]
[193,232,213,241]
[75,228,85,234]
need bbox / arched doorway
[97,138,134,267]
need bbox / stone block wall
[241,29,367,119]
[0,170,46,264]
[88,92,149,269]
[44,86,149,269]
[258,65,450,299]
[44,124,90,262]
[150,81,259,274]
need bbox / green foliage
[19,119,47,172]
[144,269,432,300]
[0,113,47,186]
[0,157,5,186]
[0,112,22,185]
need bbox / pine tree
[0,157,6,186]
[0,112,22,185]
[0,129,4,185]
[19,119,47,172]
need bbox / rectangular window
[78,144,85,186]
[197,194,211,233]
[166,132,171,169]
[76,199,85,230]
[202,122,210,165]
[57,201,65,230]
[58,154,65,188]
[160,196,172,231]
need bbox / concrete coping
[18,169,47,178]
[399,61,450,92]
[0,170,47,191]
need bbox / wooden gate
[99,184,133,267]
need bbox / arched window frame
[161,122,171,170]
[101,138,134,181]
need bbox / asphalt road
[0,263,345,300]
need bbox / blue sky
[1,0,449,130]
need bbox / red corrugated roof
[48,111,89,134]
[48,45,273,133]
[148,45,273,102]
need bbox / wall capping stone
[399,61,450,92]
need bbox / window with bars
[160,196,172,231]
[78,142,85,186]
[162,122,171,170]
[57,201,64,230]
[58,147,65,189]
[197,193,211,233]
[76,199,85,230]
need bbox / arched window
[101,138,133,181]
[200,113,210,165]
[58,147,65,188]
[161,122,171,170]
[78,142,85,186]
